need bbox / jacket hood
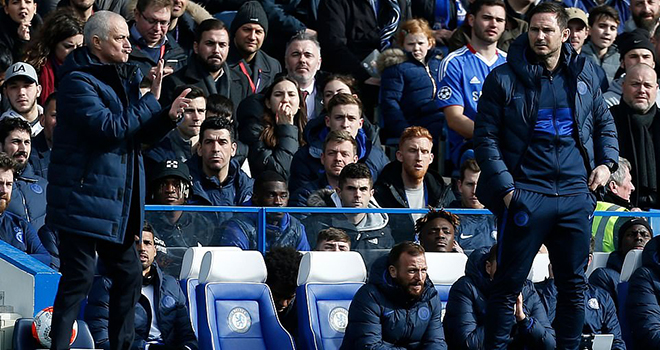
[368,255,438,306]
[464,246,493,293]
[59,47,141,82]
[507,33,584,88]
[642,235,660,272]
[377,48,407,73]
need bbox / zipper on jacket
[550,75,561,196]
[425,65,437,98]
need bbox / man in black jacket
[374,126,454,243]
[85,223,198,350]
[161,19,249,109]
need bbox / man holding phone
[128,0,188,78]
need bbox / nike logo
[460,233,474,239]
[589,213,595,220]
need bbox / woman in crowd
[378,18,445,141]
[249,76,307,178]
[23,8,84,105]
[0,0,42,61]
[321,74,359,113]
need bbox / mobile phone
[165,59,178,68]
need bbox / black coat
[226,48,281,95]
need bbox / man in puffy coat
[473,3,618,349]
[47,11,190,350]
[86,223,198,350]
[340,242,447,349]
[625,235,660,349]
[444,245,555,350]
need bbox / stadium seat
[527,253,551,283]
[425,252,468,317]
[196,250,295,350]
[296,251,368,350]
[13,318,94,350]
[617,249,644,349]
[179,246,241,336]
[586,252,609,278]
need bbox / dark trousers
[484,189,596,350]
[49,231,142,350]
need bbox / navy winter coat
[215,212,310,251]
[0,211,50,266]
[8,163,48,231]
[288,116,388,193]
[444,247,555,350]
[626,236,660,349]
[340,256,447,349]
[85,264,198,350]
[589,251,624,310]
[379,48,445,139]
[187,156,253,206]
[474,34,619,215]
[535,279,625,349]
[47,47,174,243]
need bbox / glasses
[139,12,170,28]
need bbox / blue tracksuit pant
[484,189,596,350]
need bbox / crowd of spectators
[3,0,660,347]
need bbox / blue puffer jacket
[47,47,174,243]
[474,34,619,215]
[8,163,47,231]
[589,251,624,310]
[215,212,310,251]
[85,264,198,350]
[626,236,660,349]
[0,211,50,266]
[288,116,388,193]
[535,279,626,349]
[187,156,253,206]
[444,247,555,350]
[340,256,447,349]
[379,48,445,139]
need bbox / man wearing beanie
[603,28,659,107]
[590,217,653,309]
[226,0,281,95]
[609,63,660,209]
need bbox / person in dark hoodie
[444,244,556,350]
[374,126,454,242]
[213,171,309,251]
[288,93,388,194]
[473,3,619,349]
[590,217,653,309]
[377,18,446,140]
[186,117,253,207]
[535,238,626,350]
[625,234,660,349]
[303,163,394,250]
[341,242,447,349]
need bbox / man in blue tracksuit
[474,3,619,349]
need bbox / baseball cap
[149,160,192,184]
[4,62,38,85]
[566,7,588,27]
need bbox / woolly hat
[618,217,653,249]
[230,1,268,37]
[617,28,656,61]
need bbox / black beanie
[616,28,656,61]
[230,1,268,38]
[618,218,653,249]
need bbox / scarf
[38,55,60,106]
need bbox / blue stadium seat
[195,250,295,350]
[296,251,367,350]
[179,246,241,336]
[13,318,94,350]
[425,252,468,318]
[617,249,643,349]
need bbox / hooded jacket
[8,163,48,231]
[47,47,174,243]
[589,250,625,310]
[378,47,445,139]
[303,188,394,250]
[215,212,310,251]
[626,236,660,349]
[187,156,253,206]
[227,47,281,95]
[474,34,619,215]
[444,247,556,350]
[288,115,388,193]
[373,161,455,243]
[85,263,198,350]
[581,41,620,83]
[340,255,447,349]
